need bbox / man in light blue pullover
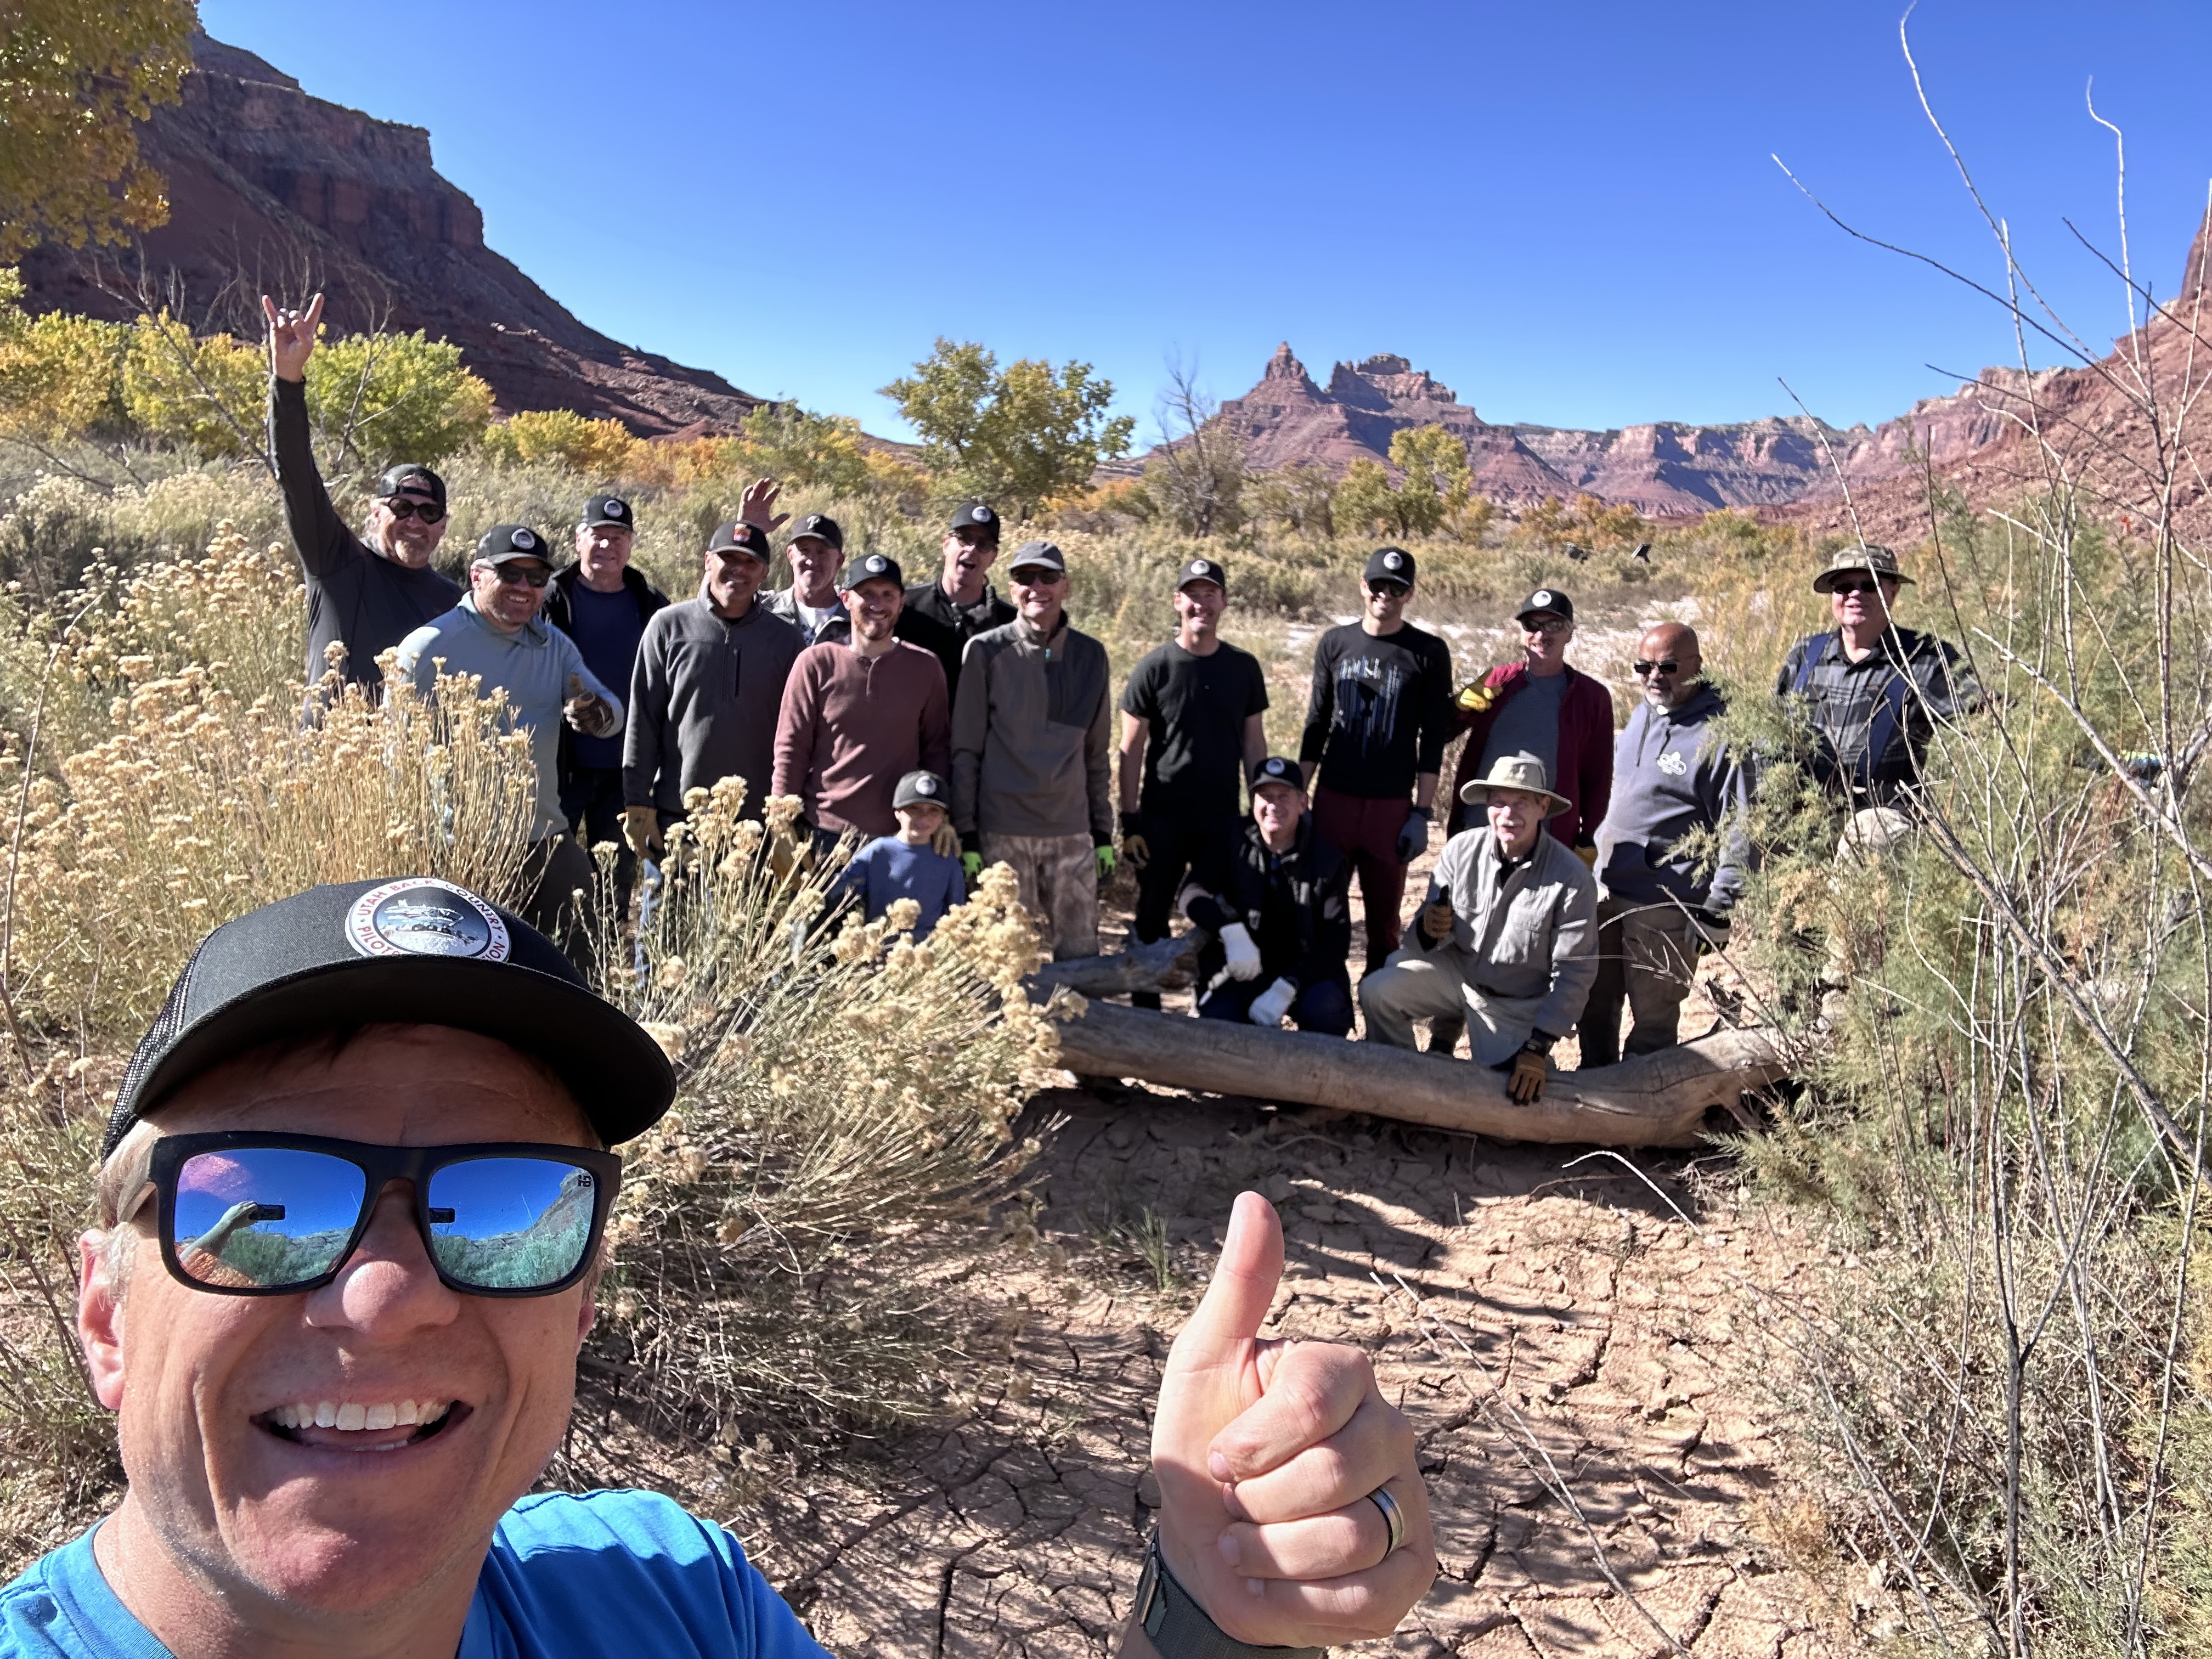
[393,524,624,963]
[1583,622,1751,1065]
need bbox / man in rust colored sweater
[773,552,952,855]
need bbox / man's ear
[78,1231,130,1412]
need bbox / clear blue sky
[199,0,2211,444]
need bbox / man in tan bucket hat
[1358,753,1599,1102]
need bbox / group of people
[261,297,1976,1101]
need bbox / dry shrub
[582,780,1062,1449]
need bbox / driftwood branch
[1029,945,1795,1149]
[1029,934,1199,998]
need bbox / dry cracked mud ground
[702,1086,1849,1659]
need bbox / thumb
[1165,1192,1283,1375]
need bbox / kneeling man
[5,879,1436,1656]
[1178,755,1354,1034]
[1359,754,1598,1102]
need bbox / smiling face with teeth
[77,1024,602,1651]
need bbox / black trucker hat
[1249,755,1306,792]
[1177,557,1227,592]
[840,551,904,591]
[1364,547,1415,587]
[583,494,635,532]
[474,524,551,566]
[1515,586,1574,624]
[949,501,1001,541]
[376,463,447,506]
[788,512,844,551]
[103,878,677,1158]
[707,521,771,561]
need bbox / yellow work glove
[1504,1046,1548,1103]
[620,804,661,860]
[1574,843,1598,870]
[930,820,961,859]
[1420,900,1455,942]
[1119,811,1149,871]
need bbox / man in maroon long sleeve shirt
[773,553,951,850]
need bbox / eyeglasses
[1830,578,1885,597]
[1522,616,1570,635]
[1632,659,1680,676]
[382,498,447,524]
[1010,568,1064,586]
[482,563,552,588]
[140,1132,621,1298]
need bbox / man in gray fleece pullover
[393,524,624,962]
[1583,622,1752,1065]
[950,541,1114,960]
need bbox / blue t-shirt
[824,836,967,940]
[0,1490,828,1659]
[564,584,648,770]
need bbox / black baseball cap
[893,770,949,811]
[1515,586,1574,624]
[840,551,904,591]
[707,521,771,561]
[1364,548,1416,588]
[104,878,676,1158]
[474,524,552,565]
[582,494,635,532]
[376,464,446,506]
[1177,557,1227,592]
[949,501,1001,541]
[788,513,844,552]
[1007,539,1066,575]
[1249,755,1306,793]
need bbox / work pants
[1199,974,1354,1036]
[1579,897,1699,1068]
[519,833,597,980]
[558,766,637,916]
[1130,813,1237,1010]
[981,831,1098,961]
[1358,946,1546,1066]
[1311,786,1411,970]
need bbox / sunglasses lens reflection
[423,1157,598,1290]
[172,1148,367,1290]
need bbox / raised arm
[262,293,354,583]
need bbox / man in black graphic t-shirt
[1117,558,1269,1008]
[1299,548,1455,970]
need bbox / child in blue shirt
[824,770,968,940]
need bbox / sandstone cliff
[18,33,759,436]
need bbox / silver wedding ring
[1368,1484,1405,1556]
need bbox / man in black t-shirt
[1299,547,1455,970]
[899,500,1015,699]
[1118,558,1269,1009]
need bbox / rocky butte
[18,32,759,436]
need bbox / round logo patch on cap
[1532,590,1553,607]
[917,776,938,795]
[1385,552,1403,571]
[603,497,627,517]
[970,506,991,523]
[1194,561,1212,576]
[346,878,512,962]
[512,528,537,551]
[867,555,887,573]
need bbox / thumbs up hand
[1144,1193,1436,1649]
[563,672,617,736]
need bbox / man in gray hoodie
[392,526,624,961]
[1581,622,1751,1065]
[950,540,1115,960]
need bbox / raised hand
[1147,1193,1436,1647]
[739,477,791,535]
[262,292,324,383]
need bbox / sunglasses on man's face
[139,1132,621,1298]
[1830,579,1885,597]
[482,562,551,588]
[382,498,447,524]
[1010,568,1064,587]
[1368,581,1410,599]
[1522,616,1570,636]
[1632,659,1680,676]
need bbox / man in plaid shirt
[1775,544,1978,843]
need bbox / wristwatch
[1133,1534,1322,1659]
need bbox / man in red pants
[1298,548,1456,973]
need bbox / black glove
[1394,808,1431,865]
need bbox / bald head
[1635,623,1702,709]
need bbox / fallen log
[1050,999,1790,1147]
[1029,935,1199,998]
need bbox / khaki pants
[1358,947,1547,1066]
[1580,898,1699,1067]
[981,832,1098,962]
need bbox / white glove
[1218,922,1263,981]
[1248,977,1296,1028]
